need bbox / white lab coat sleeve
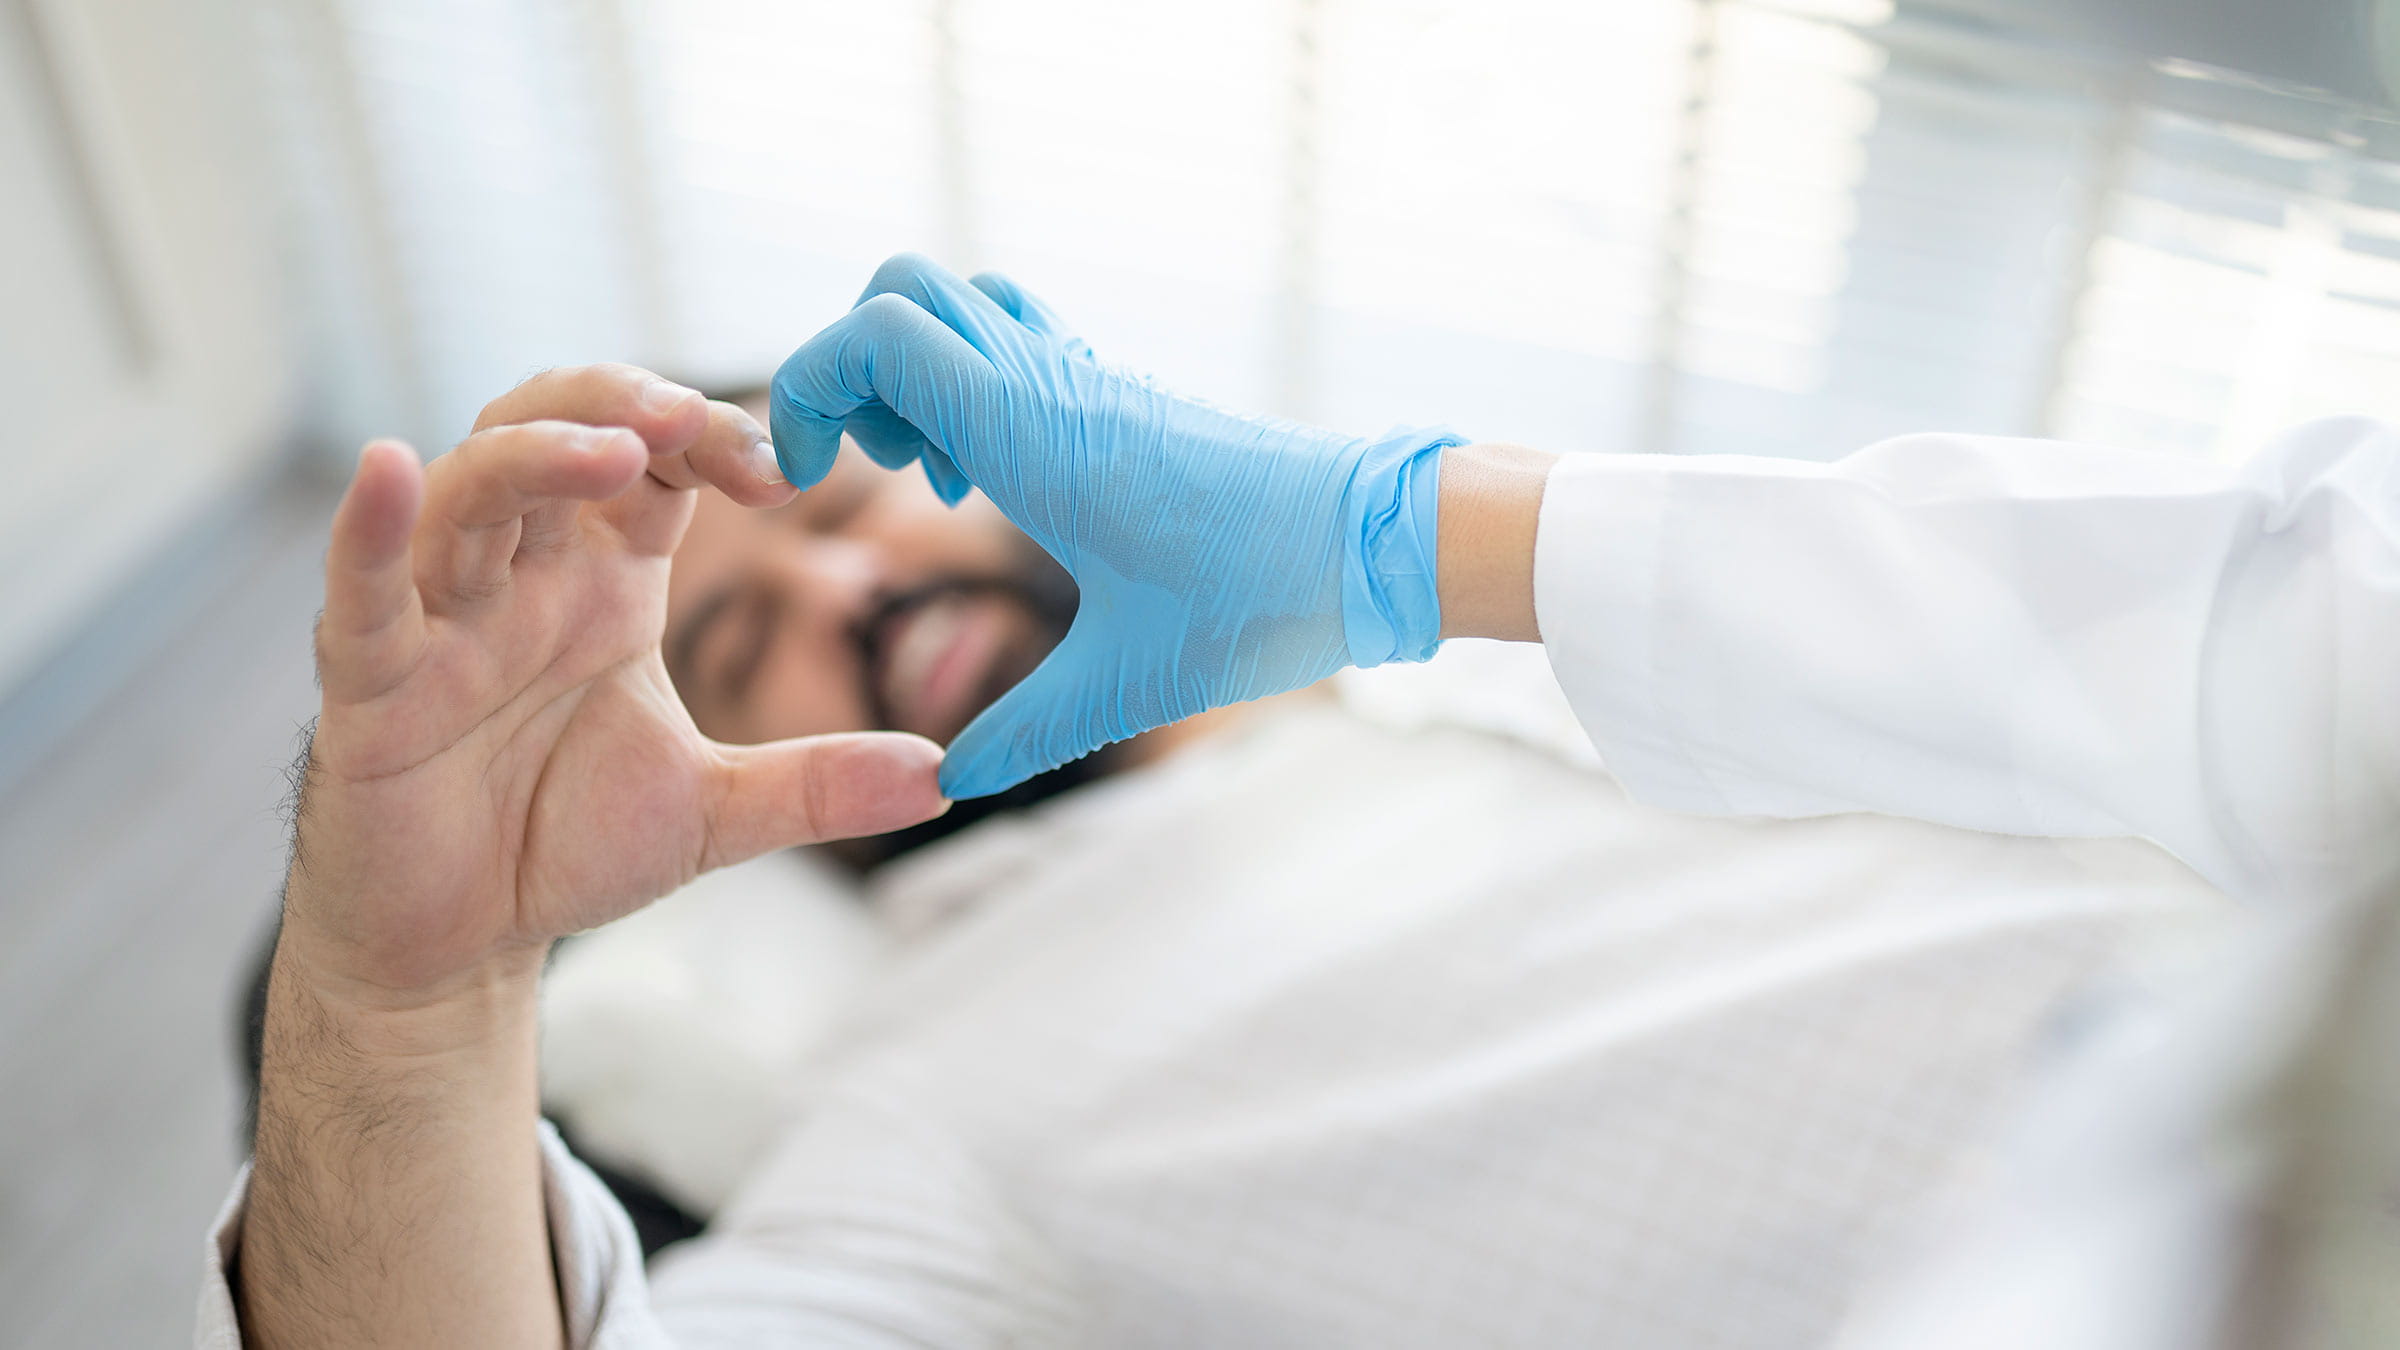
[194,1121,676,1348]
[1534,415,2400,898]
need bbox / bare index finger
[597,400,794,560]
[640,399,795,508]
[473,364,709,456]
[416,420,649,606]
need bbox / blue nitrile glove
[770,253,1461,799]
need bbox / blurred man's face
[665,443,1075,751]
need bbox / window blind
[298,0,2400,462]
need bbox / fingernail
[641,379,694,415]
[747,434,787,486]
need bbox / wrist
[245,897,556,1350]
[1436,442,1555,642]
[275,787,552,1011]
[268,911,546,1058]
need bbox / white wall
[0,0,294,696]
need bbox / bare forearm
[238,921,561,1349]
[1437,442,1556,642]
[223,364,946,1346]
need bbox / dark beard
[828,748,1126,872]
[827,540,1115,871]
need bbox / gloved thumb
[938,621,1126,799]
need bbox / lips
[874,592,1011,741]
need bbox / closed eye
[717,586,784,709]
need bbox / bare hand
[283,364,946,1000]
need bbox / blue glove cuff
[1339,427,1465,669]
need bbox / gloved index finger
[854,252,1029,361]
[768,292,1000,490]
[968,271,1093,361]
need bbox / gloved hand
[771,253,1461,799]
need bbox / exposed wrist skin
[1437,442,1557,642]
[269,893,549,1032]
[238,878,561,1350]
[230,363,949,1348]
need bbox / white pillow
[539,849,888,1217]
